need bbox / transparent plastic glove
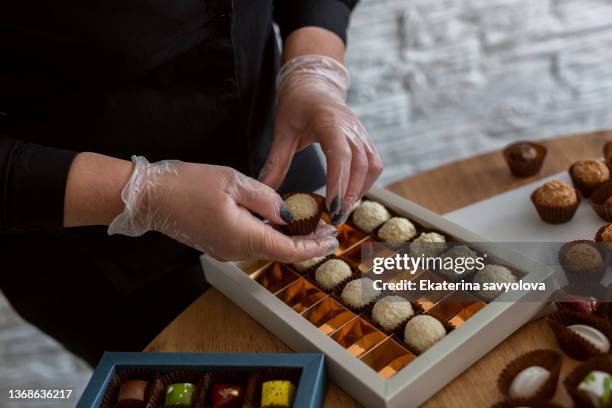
[259,55,383,225]
[108,156,339,262]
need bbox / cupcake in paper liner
[558,240,607,283]
[531,180,580,224]
[595,224,612,256]
[570,160,610,198]
[497,349,562,401]
[590,182,612,223]
[605,141,612,170]
[280,192,325,235]
[503,141,547,178]
[149,370,209,408]
[547,310,612,361]
[564,355,612,408]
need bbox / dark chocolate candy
[211,384,244,408]
[508,143,538,162]
[118,380,148,402]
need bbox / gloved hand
[259,55,383,225]
[108,156,339,262]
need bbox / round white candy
[352,201,391,233]
[473,264,517,300]
[292,256,325,272]
[508,366,550,399]
[371,296,414,331]
[340,278,380,309]
[377,217,417,244]
[410,232,447,257]
[403,315,446,353]
[285,194,318,220]
[315,259,352,290]
[568,324,610,353]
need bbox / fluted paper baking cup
[570,161,610,198]
[547,310,612,360]
[590,182,612,222]
[558,240,607,283]
[531,189,580,224]
[280,192,325,235]
[101,368,159,408]
[564,355,612,408]
[497,349,562,400]
[244,367,301,408]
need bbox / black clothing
[0,0,357,229]
[1,146,325,367]
[0,0,356,364]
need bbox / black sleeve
[0,135,77,228]
[273,0,359,44]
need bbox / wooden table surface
[146,131,612,407]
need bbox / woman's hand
[259,55,383,225]
[108,156,339,262]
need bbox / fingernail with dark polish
[280,205,293,224]
[328,240,340,253]
[328,196,340,214]
[331,210,345,226]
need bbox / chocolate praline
[118,380,148,402]
[508,143,538,162]
[211,384,244,408]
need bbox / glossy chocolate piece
[118,380,148,402]
[261,380,296,408]
[211,384,244,408]
[164,383,194,406]
[331,318,387,357]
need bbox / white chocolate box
[201,185,555,408]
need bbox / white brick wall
[346,0,612,184]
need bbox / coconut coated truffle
[340,278,381,309]
[403,315,446,353]
[438,245,479,280]
[352,201,391,233]
[377,217,417,244]
[372,296,414,331]
[473,264,517,300]
[285,194,319,220]
[561,243,604,274]
[292,256,325,273]
[315,259,352,290]
[410,232,447,257]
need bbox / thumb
[258,125,298,189]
